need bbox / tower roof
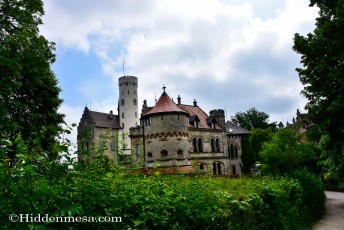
[143,87,189,117]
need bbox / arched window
[199,163,207,170]
[198,138,203,152]
[161,150,168,157]
[230,144,235,159]
[216,138,220,152]
[234,145,238,158]
[177,149,183,157]
[192,138,198,152]
[213,162,223,175]
[211,139,216,152]
[147,152,153,158]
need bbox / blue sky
[40,0,318,148]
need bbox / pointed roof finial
[163,85,166,92]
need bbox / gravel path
[313,191,344,230]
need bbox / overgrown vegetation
[0,126,325,229]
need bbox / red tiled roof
[179,104,222,129]
[143,91,189,117]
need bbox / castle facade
[77,76,248,176]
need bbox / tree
[260,128,318,175]
[231,107,275,131]
[0,0,64,164]
[249,128,274,162]
[293,0,344,177]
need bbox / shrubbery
[0,130,325,229]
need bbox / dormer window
[189,115,200,128]
[206,117,216,129]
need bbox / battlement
[209,109,225,117]
[119,76,138,87]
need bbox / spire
[163,85,166,92]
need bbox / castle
[77,76,248,176]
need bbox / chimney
[193,99,198,107]
[177,95,181,105]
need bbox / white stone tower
[118,76,139,154]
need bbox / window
[177,149,183,157]
[99,129,104,137]
[133,99,137,105]
[147,152,153,158]
[122,123,124,129]
[229,144,238,159]
[211,139,216,152]
[128,90,130,94]
[99,141,106,150]
[135,112,137,118]
[134,90,136,95]
[161,150,168,157]
[193,120,198,128]
[198,138,203,152]
[136,144,141,155]
[216,138,220,152]
[122,112,125,118]
[121,99,124,105]
[213,162,223,175]
[192,138,198,152]
[110,142,117,151]
[211,122,215,129]
[145,117,152,126]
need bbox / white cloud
[42,0,318,132]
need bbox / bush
[0,132,324,229]
[289,170,326,224]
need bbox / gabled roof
[80,107,122,129]
[88,111,122,129]
[143,91,189,117]
[225,121,249,135]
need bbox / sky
[39,0,319,148]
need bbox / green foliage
[289,170,326,224]
[0,0,64,164]
[249,128,274,162]
[231,107,275,131]
[240,128,274,174]
[240,135,254,174]
[260,128,318,175]
[293,0,344,178]
[0,126,325,229]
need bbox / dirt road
[313,191,344,230]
